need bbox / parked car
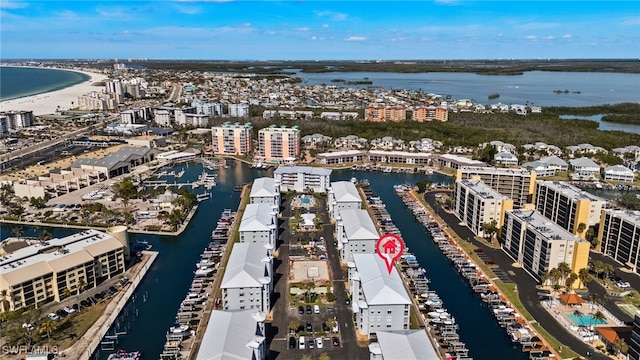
[298,336,306,350]
[306,322,312,331]
[306,305,312,314]
[63,306,76,314]
[308,338,314,349]
[298,305,304,314]
[316,337,323,349]
[48,313,60,321]
[289,337,296,349]
[313,305,320,314]
[22,323,34,331]
[617,281,631,289]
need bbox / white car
[316,337,323,349]
[63,306,76,314]
[22,323,34,331]
[48,313,60,321]
[617,281,631,289]
[298,336,306,350]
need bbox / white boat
[493,305,515,314]
[194,267,215,277]
[82,190,104,200]
[169,324,191,336]
[196,193,210,202]
[182,292,206,304]
[197,260,215,268]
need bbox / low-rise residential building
[368,330,440,360]
[453,179,513,237]
[211,122,253,156]
[348,254,411,336]
[569,157,601,176]
[494,151,519,166]
[501,209,590,281]
[301,133,332,147]
[221,243,273,313]
[535,181,606,238]
[334,135,368,149]
[273,166,332,193]
[239,203,278,252]
[195,309,266,360]
[368,150,431,165]
[328,181,362,219]
[456,167,536,207]
[522,156,568,177]
[320,111,359,121]
[336,209,379,262]
[604,165,635,182]
[316,150,367,165]
[0,229,126,312]
[598,210,640,275]
[437,154,487,170]
[566,143,608,156]
[249,177,281,207]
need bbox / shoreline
[0,66,109,116]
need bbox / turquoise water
[0,66,90,101]
[300,197,311,205]
[567,313,607,326]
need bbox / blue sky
[1,1,639,60]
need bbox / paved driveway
[424,191,610,360]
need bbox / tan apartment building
[412,106,448,122]
[0,229,126,312]
[456,167,536,207]
[453,179,513,237]
[211,121,253,156]
[598,210,640,275]
[365,104,406,122]
[258,125,300,163]
[535,181,606,238]
[502,209,590,283]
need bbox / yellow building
[0,230,125,312]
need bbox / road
[424,191,612,360]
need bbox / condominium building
[239,203,278,252]
[154,110,172,127]
[273,166,332,193]
[211,122,253,156]
[249,177,281,207]
[630,311,640,360]
[453,179,513,237]
[456,167,536,207]
[0,111,34,130]
[192,99,223,116]
[348,254,411,336]
[228,103,250,118]
[501,210,590,281]
[368,150,431,165]
[220,243,273,313]
[535,181,606,237]
[328,181,362,219]
[412,105,448,122]
[336,209,379,262]
[258,125,300,162]
[0,229,126,312]
[366,105,406,122]
[369,330,440,360]
[316,150,367,165]
[196,309,266,360]
[598,210,640,275]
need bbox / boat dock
[63,251,158,360]
[396,187,556,359]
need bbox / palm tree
[590,293,600,312]
[613,338,629,358]
[39,318,56,342]
[576,222,587,237]
[578,268,592,289]
[10,225,25,241]
[552,283,562,306]
[62,287,71,299]
[557,262,571,284]
[0,289,8,312]
[592,260,604,279]
[565,273,578,292]
[78,278,87,295]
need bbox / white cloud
[347,36,366,41]
[315,10,347,21]
[322,24,329,29]
[516,22,560,30]
[543,35,554,40]
[526,35,538,40]
[311,35,317,40]
[0,0,28,9]
[562,34,572,39]
[297,27,310,32]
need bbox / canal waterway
[1,162,524,359]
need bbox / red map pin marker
[375,233,405,274]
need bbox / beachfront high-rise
[597,210,640,275]
[211,122,253,156]
[453,179,513,237]
[0,110,34,130]
[258,125,300,163]
[456,167,536,207]
[501,209,590,281]
[535,181,606,238]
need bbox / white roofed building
[239,203,278,252]
[274,166,332,193]
[220,243,273,313]
[316,150,367,165]
[569,157,601,176]
[250,177,281,207]
[494,151,519,166]
[348,254,411,336]
[336,209,379,262]
[368,330,439,360]
[328,181,362,219]
[604,165,635,182]
[195,309,266,360]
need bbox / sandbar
[0,67,109,116]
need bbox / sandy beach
[0,67,109,116]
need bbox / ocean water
[0,66,90,101]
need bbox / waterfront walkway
[423,191,610,360]
[62,251,158,360]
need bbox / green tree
[416,180,432,193]
[557,262,572,284]
[10,225,25,241]
[576,222,586,236]
[481,220,498,242]
[39,318,56,342]
[0,184,15,206]
[62,287,71,299]
[613,338,629,357]
[565,273,578,291]
[113,178,138,209]
[29,197,47,209]
[78,278,87,295]
[289,319,300,333]
[319,353,331,360]
[578,268,592,289]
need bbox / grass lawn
[57,301,108,350]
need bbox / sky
[1,1,639,60]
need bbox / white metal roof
[221,243,271,289]
[374,330,440,360]
[273,166,332,176]
[352,254,411,306]
[339,209,378,240]
[250,177,279,198]
[331,181,361,203]
[196,309,266,360]
[239,203,276,232]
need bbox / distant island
[488,93,500,99]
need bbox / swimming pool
[300,197,311,205]
[567,313,607,326]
